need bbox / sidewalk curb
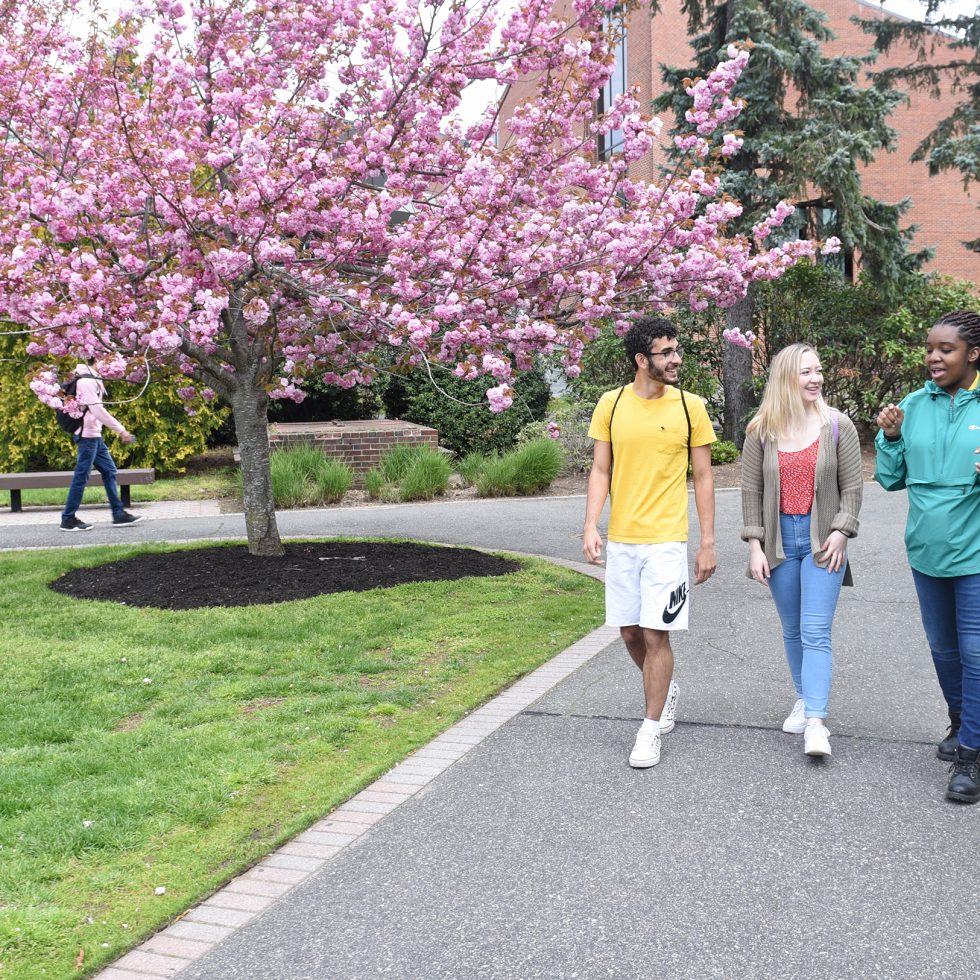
[95,558,614,979]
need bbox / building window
[796,203,854,280]
[597,13,627,161]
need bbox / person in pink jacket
[60,362,143,530]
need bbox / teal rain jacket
[875,380,980,578]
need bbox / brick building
[507,0,979,282]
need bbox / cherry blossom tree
[0,0,828,556]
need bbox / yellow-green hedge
[0,338,229,473]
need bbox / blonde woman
[740,344,863,757]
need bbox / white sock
[640,718,660,735]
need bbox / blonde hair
[746,343,829,441]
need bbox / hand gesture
[120,431,136,444]
[876,404,904,440]
[583,526,604,565]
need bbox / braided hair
[934,310,980,361]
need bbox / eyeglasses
[646,346,683,359]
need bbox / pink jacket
[75,372,126,439]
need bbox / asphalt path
[8,485,978,977]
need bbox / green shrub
[457,451,490,486]
[270,446,354,507]
[560,272,978,440]
[476,438,565,497]
[0,338,229,473]
[516,401,595,473]
[267,373,385,423]
[750,266,979,427]
[566,319,722,416]
[565,323,633,407]
[711,440,739,465]
[383,366,551,456]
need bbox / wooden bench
[0,469,155,512]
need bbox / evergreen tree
[654,0,925,443]
[859,1,980,252]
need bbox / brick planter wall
[265,420,439,482]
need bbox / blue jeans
[911,569,980,751]
[62,437,123,521]
[768,513,846,719]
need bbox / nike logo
[662,582,688,624]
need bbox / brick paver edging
[96,556,611,980]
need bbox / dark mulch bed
[50,541,520,610]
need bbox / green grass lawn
[0,541,603,979]
[0,467,240,509]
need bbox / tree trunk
[722,290,755,448]
[231,386,284,557]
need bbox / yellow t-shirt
[588,384,717,543]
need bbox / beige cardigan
[740,412,863,586]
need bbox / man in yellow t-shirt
[584,317,717,769]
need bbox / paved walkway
[0,498,221,527]
[5,486,978,978]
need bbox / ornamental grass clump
[363,467,391,501]
[270,446,353,507]
[365,445,451,502]
[456,451,490,487]
[314,458,355,503]
[270,448,312,508]
[476,438,565,497]
[399,449,452,502]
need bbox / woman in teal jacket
[876,309,980,804]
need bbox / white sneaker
[782,698,806,734]
[659,681,679,735]
[804,723,832,757]
[629,728,661,769]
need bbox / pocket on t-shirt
[655,424,689,456]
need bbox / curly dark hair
[623,316,678,367]
[934,309,980,356]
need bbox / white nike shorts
[605,541,690,631]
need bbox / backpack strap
[607,385,627,487]
[679,387,692,471]
[607,384,692,481]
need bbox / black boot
[937,711,961,762]
[946,745,980,804]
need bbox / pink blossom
[0,2,819,552]
[722,328,756,349]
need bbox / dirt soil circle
[50,541,520,610]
